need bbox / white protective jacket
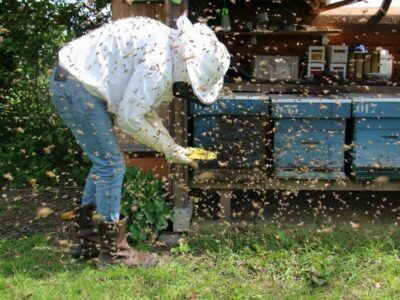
[59,17,192,165]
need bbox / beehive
[190,93,271,171]
[349,94,400,180]
[271,95,352,179]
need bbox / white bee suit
[58,15,230,165]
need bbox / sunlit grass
[1,227,400,299]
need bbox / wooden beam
[189,179,400,192]
[367,0,393,24]
[165,0,192,232]
[218,190,232,221]
[223,82,400,95]
[309,0,364,14]
[112,0,129,20]
[305,0,321,11]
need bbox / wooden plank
[154,1,166,22]
[189,179,400,192]
[129,2,142,16]
[142,1,156,19]
[309,0,364,14]
[125,156,169,180]
[165,0,191,232]
[218,190,232,221]
[223,83,400,94]
[112,0,129,20]
[216,30,342,36]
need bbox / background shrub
[0,0,110,188]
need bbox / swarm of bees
[2,0,400,240]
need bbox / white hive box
[307,62,325,78]
[327,45,348,64]
[308,46,326,62]
[329,63,347,80]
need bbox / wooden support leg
[166,0,191,232]
[173,202,193,232]
[218,190,232,222]
[172,169,192,232]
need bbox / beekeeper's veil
[175,15,230,105]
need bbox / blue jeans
[49,66,126,221]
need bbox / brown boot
[70,205,100,259]
[97,217,159,268]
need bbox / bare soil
[0,187,81,239]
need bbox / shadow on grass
[187,226,400,256]
[0,235,93,279]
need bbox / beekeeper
[48,14,230,268]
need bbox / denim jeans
[49,66,126,221]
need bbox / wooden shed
[112,0,400,231]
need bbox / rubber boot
[97,216,159,268]
[70,205,100,259]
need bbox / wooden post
[218,190,232,222]
[165,0,192,232]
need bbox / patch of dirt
[0,188,82,239]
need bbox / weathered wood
[165,0,191,232]
[223,83,400,94]
[309,0,364,14]
[124,156,169,179]
[218,190,232,221]
[154,1,166,21]
[216,30,342,36]
[128,2,142,16]
[112,0,129,20]
[367,0,393,24]
[189,179,400,192]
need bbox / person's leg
[49,67,158,267]
[81,168,97,206]
[49,67,125,221]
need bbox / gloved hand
[164,144,199,169]
[118,110,198,169]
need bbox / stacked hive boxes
[307,45,349,80]
[327,46,348,80]
[190,94,400,181]
[307,46,325,79]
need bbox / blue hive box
[271,95,352,179]
[349,94,400,180]
[190,93,270,170]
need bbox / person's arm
[117,62,195,167]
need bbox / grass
[1,227,400,299]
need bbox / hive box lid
[349,93,400,118]
[190,93,269,115]
[271,95,351,118]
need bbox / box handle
[382,134,399,139]
[300,141,319,149]
[300,141,320,144]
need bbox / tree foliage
[0,0,111,187]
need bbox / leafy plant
[121,168,173,243]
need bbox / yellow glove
[186,147,217,161]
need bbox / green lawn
[1,227,400,299]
